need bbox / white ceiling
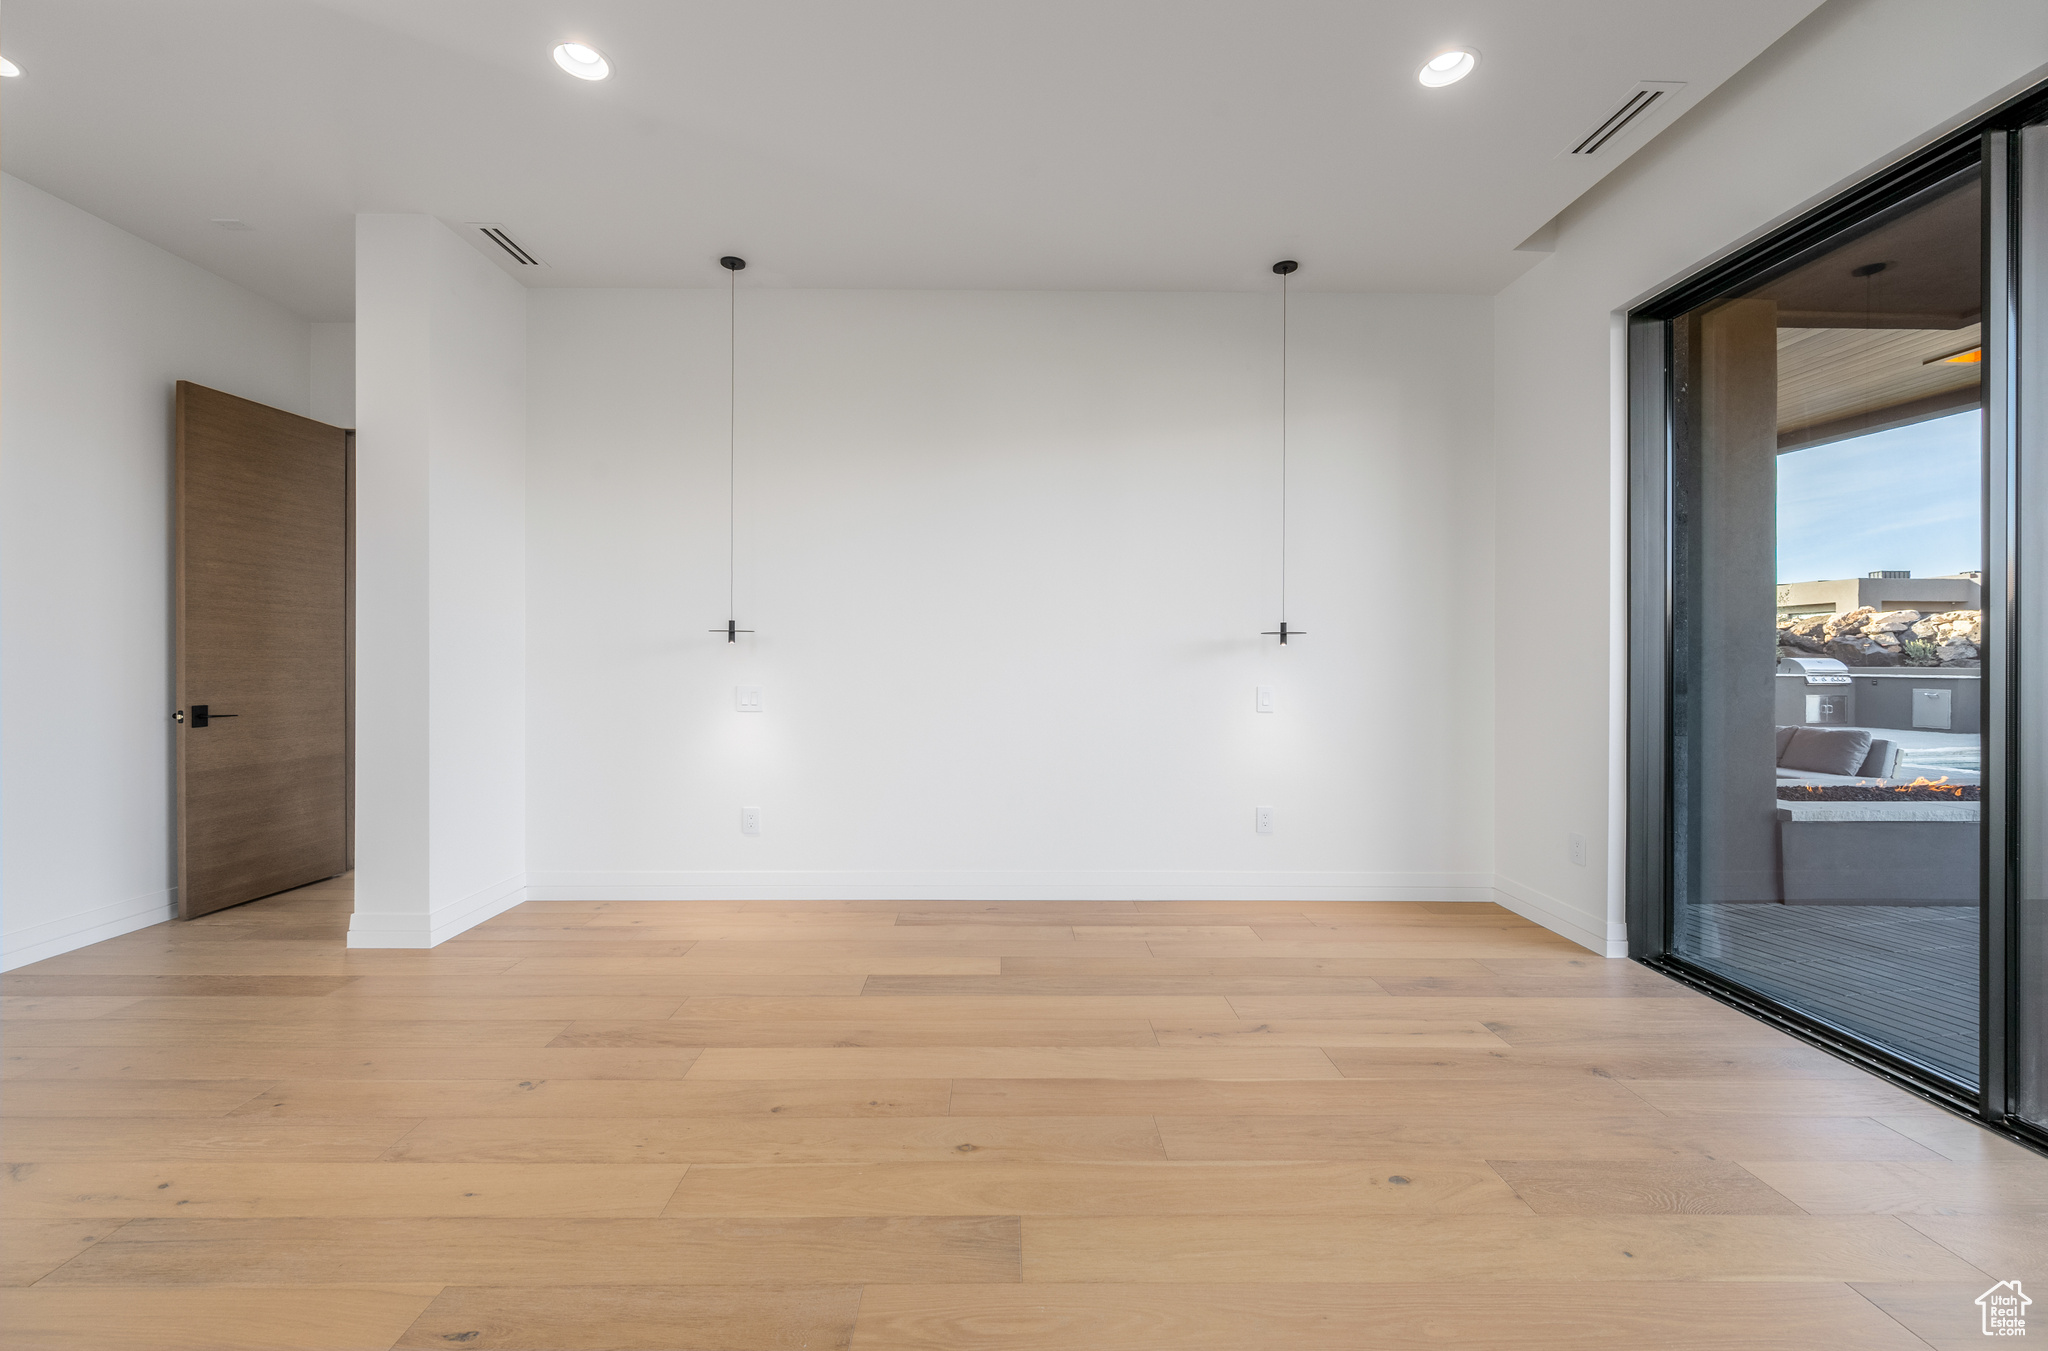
[0,0,1825,319]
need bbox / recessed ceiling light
[1418,49,1477,88]
[552,42,610,81]
[0,57,21,78]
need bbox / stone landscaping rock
[1823,635,1901,666]
[1779,608,1980,667]
[1780,616,1829,652]
[1829,606,1877,636]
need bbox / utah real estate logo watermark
[1978,1280,2030,1337]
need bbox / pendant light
[711,255,754,643]
[1263,260,1305,645]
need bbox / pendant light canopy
[711,255,754,644]
[1263,260,1305,646]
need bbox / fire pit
[1777,776,1978,803]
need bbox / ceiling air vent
[468,223,546,267]
[1566,82,1686,156]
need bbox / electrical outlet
[735,686,763,713]
[1568,832,1588,866]
[1255,685,1276,713]
[741,806,762,835]
[1255,806,1276,835]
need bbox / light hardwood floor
[3,877,2044,1349]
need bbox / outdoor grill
[1777,655,1853,685]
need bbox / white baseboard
[427,873,528,946]
[2,886,177,971]
[1490,873,1627,957]
[347,872,527,949]
[522,870,1499,903]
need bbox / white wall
[1492,0,2048,955]
[0,172,313,968]
[526,288,1494,900]
[349,214,527,946]
[310,322,356,427]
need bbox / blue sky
[1776,410,1981,583]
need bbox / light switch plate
[735,686,763,713]
[1255,806,1276,835]
[741,806,762,835]
[1256,686,1275,713]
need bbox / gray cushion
[1775,726,1799,761]
[1858,739,1901,779]
[1781,727,1874,776]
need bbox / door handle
[186,704,238,728]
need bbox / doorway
[175,381,353,919]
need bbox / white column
[350,214,527,947]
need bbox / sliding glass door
[1672,164,1984,1086]
[1631,89,2046,1143]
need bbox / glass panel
[1670,167,1984,1087]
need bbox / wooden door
[175,382,351,919]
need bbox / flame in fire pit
[1783,775,1971,800]
[1889,776,1964,796]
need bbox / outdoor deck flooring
[1682,903,1979,1084]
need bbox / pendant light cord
[1262,260,1301,644]
[710,256,749,642]
[728,262,737,622]
[1280,267,1288,625]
